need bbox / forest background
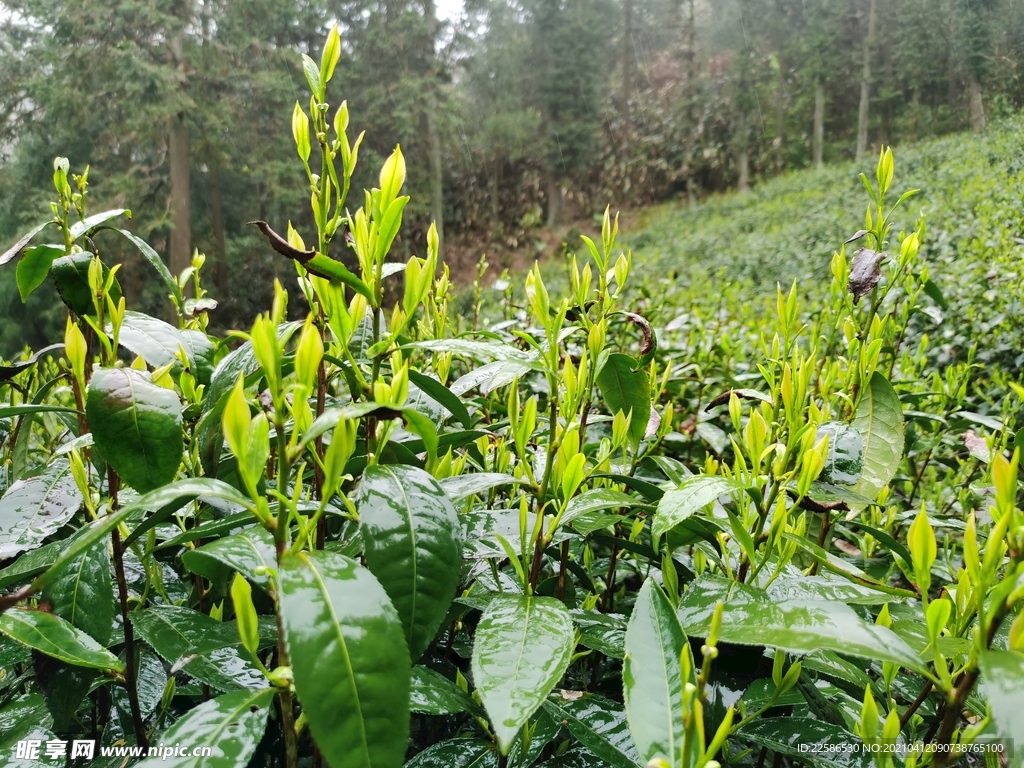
[0,0,1019,355]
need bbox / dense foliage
[5,0,1024,351]
[1,28,1024,768]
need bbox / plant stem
[314,357,327,549]
[107,469,147,749]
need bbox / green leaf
[439,472,526,501]
[544,695,642,768]
[0,221,52,266]
[279,550,411,768]
[43,526,116,645]
[135,688,276,768]
[115,229,182,307]
[851,372,904,500]
[0,459,83,559]
[49,251,122,316]
[35,655,97,732]
[0,404,79,419]
[0,608,123,672]
[980,649,1024,764]
[130,605,266,691]
[676,575,925,673]
[653,475,744,541]
[817,422,864,485]
[356,464,462,661]
[404,740,498,768]
[182,527,276,590]
[69,208,129,239]
[623,579,690,766]
[407,370,473,428]
[410,666,477,715]
[563,489,637,527]
[739,718,874,768]
[407,339,538,365]
[124,477,255,548]
[0,541,61,589]
[596,353,651,448]
[16,245,62,301]
[87,367,183,493]
[115,311,194,371]
[0,694,56,768]
[471,594,574,753]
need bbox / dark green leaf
[0,540,61,589]
[404,740,498,768]
[87,367,183,493]
[124,477,255,548]
[563,489,637,527]
[0,608,123,671]
[439,473,526,501]
[410,666,477,715]
[654,475,744,540]
[357,464,462,661]
[0,404,79,419]
[16,245,63,301]
[0,221,52,266]
[817,422,864,485]
[50,251,121,316]
[279,550,410,768]
[44,526,116,645]
[544,695,641,768]
[115,229,182,306]
[0,459,82,559]
[407,370,473,428]
[135,688,275,768]
[739,718,874,768]
[471,594,574,753]
[182,527,276,590]
[596,353,651,448]
[34,654,97,732]
[623,579,690,766]
[69,209,129,239]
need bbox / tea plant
[0,28,1022,768]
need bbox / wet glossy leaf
[563,488,637,527]
[471,594,574,753]
[439,473,526,500]
[407,370,472,428]
[404,740,498,768]
[572,610,627,659]
[130,605,265,691]
[123,477,255,548]
[979,649,1024,758]
[596,353,651,448]
[544,695,642,768]
[87,367,183,493]
[181,527,276,590]
[135,687,275,768]
[279,550,410,768]
[69,209,129,239]
[115,311,193,370]
[0,608,123,672]
[817,422,864,485]
[34,654,97,732]
[410,666,477,715]
[357,464,462,661]
[0,343,63,382]
[0,459,82,559]
[115,228,182,307]
[623,579,690,766]
[0,221,51,266]
[739,718,873,768]
[677,575,924,673]
[851,372,904,501]
[43,526,115,645]
[0,694,56,767]
[654,475,744,540]
[0,541,61,589]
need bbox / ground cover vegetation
[1,25,1024,768]
[4,0,1024,353]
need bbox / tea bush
[0,29,1022,768]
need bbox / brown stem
[601,544,620,612]
[108,469,148,748]
[314,358,327,550]
[808,512,832,576]
[274,540,299,768]
[556,540,569,602]
[900,680,933,729]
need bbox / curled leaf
[847,248,885,303]
[620,312,655,358]
[844,229,869,245]
[250,220,315,262]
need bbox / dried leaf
[963,430,991,463]
[844,229,869,245]
[848,248,885,303]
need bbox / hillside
[622,120,1024,373]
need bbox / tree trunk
[421,0,445,256]
[856,0,877,159]
[969,75,985,132]
[737,111,749,193]
[621,0,634,122]
[169,112,191,295]
[210,160,226,295]
[546,172,562,228]
[813,78,825,168]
